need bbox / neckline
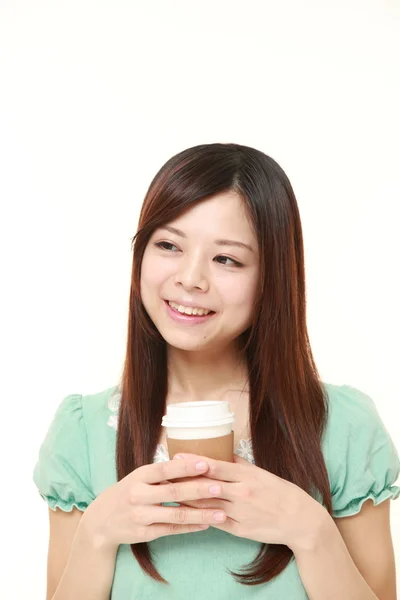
[107,388,253,459]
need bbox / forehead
[172,191,255,239]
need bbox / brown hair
[116,142,332,585]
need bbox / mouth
[163,300,216,324]
[166,300,214,316]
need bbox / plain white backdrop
[0,1,399,597]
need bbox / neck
[167,342,248,403]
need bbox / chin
[161,333,214,352]
[152,322,214,350]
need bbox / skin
[139,189,396,598]
[138,189,325,553]
[46,192,396,600]
[140,189,259,402]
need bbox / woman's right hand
[80,458,226,551]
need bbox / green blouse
[33,382,400,599]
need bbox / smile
[167,300,213,316]
[163,300,216,325]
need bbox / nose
[174,254,209,293]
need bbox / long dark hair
[116,143,332,585]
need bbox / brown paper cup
[167,431,234,462]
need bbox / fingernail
[173,455,184,460]
[198,525,209,530]
[196,461,208,471]
[213,511,226,522]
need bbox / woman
[33,143,400,599]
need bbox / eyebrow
[160,225,255,253]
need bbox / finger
[173,454,243,482]
[143,505,227,526]
[152,478,237,505]
[145,523,210,541]
[137,458,209,484]
[179,498,230,514]
[209,518,238,534]
[180,500,236,523]
[145,477,234,505]
[155,476,236,495]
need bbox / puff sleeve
[33,393,95,512]
[323,384,400,518]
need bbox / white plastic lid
[161,400,235,428]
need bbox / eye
[155,241,179,252]
[214,255,243,268]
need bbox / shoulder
[32,383,121,511]
[45,383,120,453]
[322,381,387,438]
[320,382,400,517]
[80,383,120,430]
[321,381,394,463]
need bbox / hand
[80,458,228,550]
[170,453,328,553]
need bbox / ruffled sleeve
[323,384,400,518]
[33,393,95,512]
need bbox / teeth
[168,301,211,316]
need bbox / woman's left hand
[170,452,329,553]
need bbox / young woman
[34,143,400,599]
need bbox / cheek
[140,257,161,313]
[140,254,165,293]
[219,271,259,311]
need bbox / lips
[167,300,214,316]
[163,300,216,325]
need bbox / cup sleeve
[325,384,400,519]
[33,393,95,512]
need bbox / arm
[48,457,220,599]
[292,499,396,600]
[48,508,117,600]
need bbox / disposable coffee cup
[161,401,235,462]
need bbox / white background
[0,1,399,597]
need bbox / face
[140,190,260,352]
